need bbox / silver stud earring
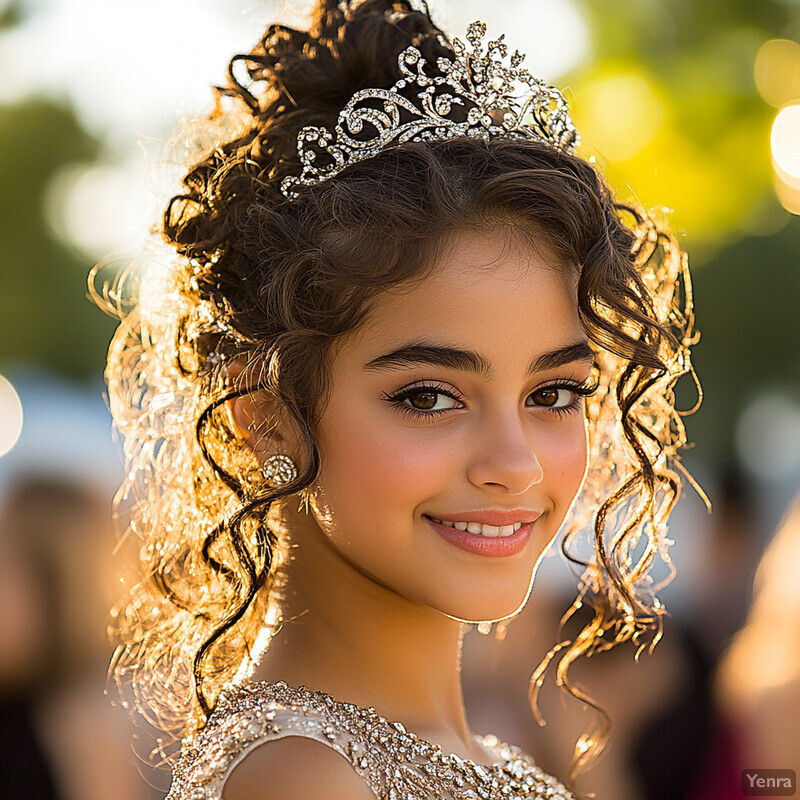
[262,454,298,487]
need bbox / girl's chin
[427,567,537,623]
[435,594,530,626]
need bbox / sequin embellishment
[166,681,574,799]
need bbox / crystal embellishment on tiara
[280,21,580,199]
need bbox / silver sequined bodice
[166,681,575,799]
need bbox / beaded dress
[166,680,575,800]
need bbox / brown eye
[409,391,438,410]
[384,383,462,417]
[532,387,561,407]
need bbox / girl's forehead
[375,230,574,306]
[341,237,584,367]
[376,234,575,314]
[433,227,568,278]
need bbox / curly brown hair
[97,0,702,780]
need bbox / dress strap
[166,681,383,799]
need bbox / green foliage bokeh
[0,97,116,377]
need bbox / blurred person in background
[717,487,800,775]
[0,475,162,800]
[0,477,59,799]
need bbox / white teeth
[430,517,523,538]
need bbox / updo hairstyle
[98,0,700,777]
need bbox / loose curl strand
[95,0,705,782]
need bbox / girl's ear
[229,390,267,451]
[226,362,301,466]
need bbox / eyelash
[382,377,600,422]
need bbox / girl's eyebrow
[363,341,595,378]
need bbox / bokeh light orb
[755,39,800,109]
[0,374,23,458]
[577,71,665,162]
[736,391,800,482]
[771,103,800,184]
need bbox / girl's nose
[465,413,544,495]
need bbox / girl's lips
[424,516,534,557]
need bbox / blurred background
[0,0,798,798]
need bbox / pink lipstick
[423,512,541,557]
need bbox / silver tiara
[280,21,580,200]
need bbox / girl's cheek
[317,403,452,504]
[537,422,587,489]
[557,427,590,503]
[336,430,453,499]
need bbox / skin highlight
[241,230,593,765]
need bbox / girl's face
[303,230,592,623]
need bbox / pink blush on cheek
[313,404,458,541]
[336,429,450,501]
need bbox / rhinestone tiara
[280,21,580,199]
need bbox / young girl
[100,2,700,797]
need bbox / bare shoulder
[222,735,377,800]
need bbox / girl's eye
[403,389,458,411]
[527,379,600,418]
[382,382,463,420]
[406,392,439,411]
[530,386,572,408]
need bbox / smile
[424,515,535,557]
[427,517,523,538]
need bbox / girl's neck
[249,504,476,754]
